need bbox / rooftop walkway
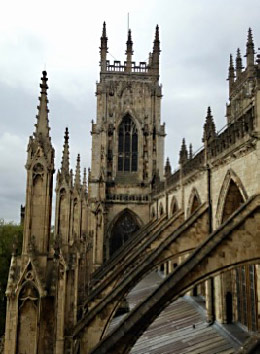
[108,271,249,354]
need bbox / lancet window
[118,115,138,172]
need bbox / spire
[164,157,171,178]
[125,29,133,73]
[246,27,255,68]
[179,138,188,165]
[228,54,235,85]
[61,127,70,177]
[236,48,243,76]
[152,25,160,74]
[102,21,106,37]
[34,71,51,143]
[203,106,216,143]
[189,143,193,159]
[100,21,108,72]
[74,154,81,189]
[83,167,87,194]
[154,25,160,49]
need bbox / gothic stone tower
[4,72,56,354]
[88,23,165,266]
[4,73,90,354]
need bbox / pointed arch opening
[216,169,248,226]
[222,179,244,223]
[170,196,178,216]
[118,114,138,172]
[109,209,140,257]
[187,188,201,216]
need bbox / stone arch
[170,196,179,216]
[107,209,142,258]
[187,188,201,216]
[17,281,39,354]
[115,109,142,133]
[216,169,248,226]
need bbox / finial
[189,143,193,159]
[153,25,160,52]
[61,127,70,177]
[164,157,171,178]
[246,27,255,68]
[126,29,133,54]
[100,21,108,72]
[179,138,188,165]
[102,21,106,38]
[125,29,133,72]
[155,25,159,40]
[74,154,81,188]
[34,71,51,141]
[152,25,160,74]
[40,71,48,94]
[203,106,216,143]
[228,54,235,84]
[236,48,243,76]
[247,27,254,46]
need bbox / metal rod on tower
[127,13,129,32]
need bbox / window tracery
[118,115,138,172]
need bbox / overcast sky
[0,0,260,222]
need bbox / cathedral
[3,23,260,353]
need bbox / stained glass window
[118,115,138,172]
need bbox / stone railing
[167,169,180,186]
[106,60,149,73]
[182,148,205,177]
[208,107,255,159]
[106,193,149,202]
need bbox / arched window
[109,210,140,257]
[118,115,138,172]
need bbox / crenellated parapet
[100,23,160,76]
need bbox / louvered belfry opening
[118,115,138,172]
